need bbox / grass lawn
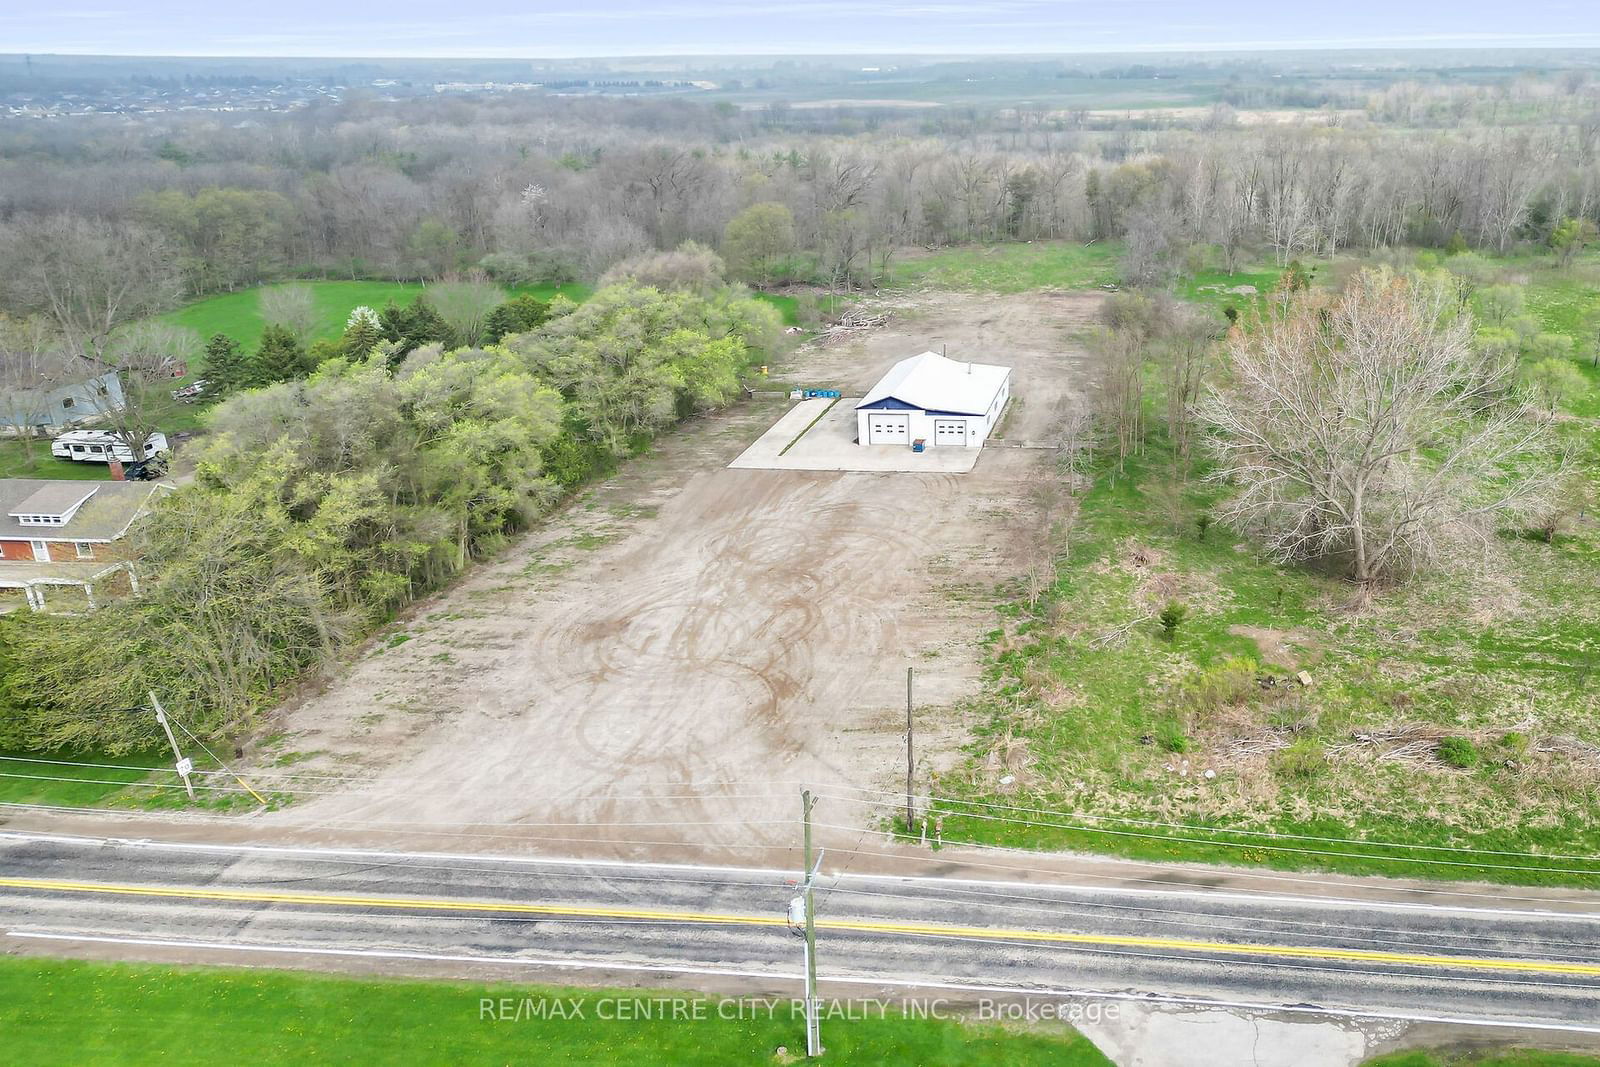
[0,957,1111,1067]
[162,280,798,356]
[1366,1052,1600,1067]
[889,241,1122,292]
[925,243,1600,886]
[162,280,596,352]
[0,749,269,813]
[0,443,110,481]
[0,750,173,807]
[1176,261,1288,318]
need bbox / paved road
[3,831,1598,1034]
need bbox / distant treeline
[3,70,1598,300]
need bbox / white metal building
[855,351,1011,448]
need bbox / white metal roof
[856,351,1010,417]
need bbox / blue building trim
[855,395,986,416]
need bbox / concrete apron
[1078,1005,1397,1067]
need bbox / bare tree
[600,240,725,293]
[0,316,71,468]
[1161,310,1216,468]
[92,322,202,459]
[0,215,183,365]
[259,284,318,346]
[1089,327,1146,474]
[427,280,505,348]
[1199,269,1555,600]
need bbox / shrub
[1497,731,1530,761]
[1178,656,1259,714]
[1272,739,1326,781]
[1158,601,1189,641]
[600,240,725,293]
[1154,719,1191,754]
[1437,736,1481,769]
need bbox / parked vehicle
[122,455,169,481]
[170,379,209,403]
[51,430,170,464]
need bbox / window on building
[61,397,75,409]
[75,542,94,559]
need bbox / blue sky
[5,1,1600,57]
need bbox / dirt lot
[262,291,1104,855]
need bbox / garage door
[867,414,909,444]
[933,420,967,447]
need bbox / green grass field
[0,751,172,807]
[162,280,596,352]
[0,958,1111,1067]
[889,241,1122,292]
[1366,1052,1600,1067]
[162,280,798,356]
[0,749,271,813]
[0,443,109,480]
[1176,261,1288,318]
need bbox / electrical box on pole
[148,690,195,801]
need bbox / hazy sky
[6,1,1600,57]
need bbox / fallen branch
[1090,613,1152,648]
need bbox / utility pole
[799,790,822,1058]
[905,666,915,833]
[148,690,195,801]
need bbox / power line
[7,795,1599,909]
[0,771,248,795]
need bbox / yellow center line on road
[4,875,1597,978]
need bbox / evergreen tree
[202,332,251,397]
[341,305,385,360]
[256,324,312,383]
[483,294,552,344]
[379,295,452,364]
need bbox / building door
[866,414,910,445]
[29,540,50,562]
[933,420,967,447]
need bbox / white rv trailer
[50,430,170,464]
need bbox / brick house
[0,479,165,610]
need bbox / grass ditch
[0,749,282,812]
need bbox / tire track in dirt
[261,292,1101,857]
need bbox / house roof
[8,483,98,520]
[855,352,1010,417]
[0,479,161,542]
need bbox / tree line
[2,77,1600,301]
[0,265,780,752]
